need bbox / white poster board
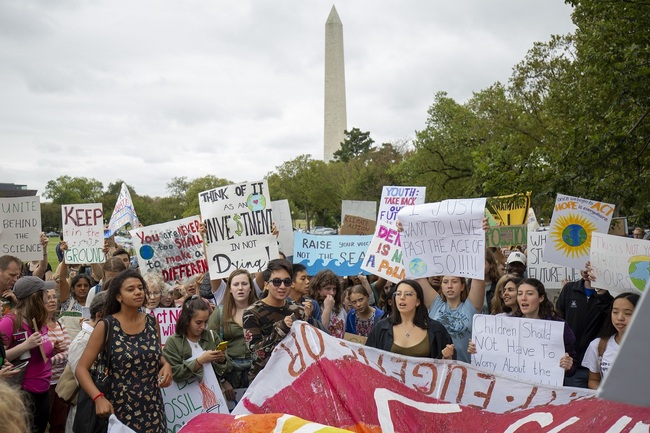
[543,194,614,269]
[361,222,405,283]
[590,232,650,293]
[0,196,43,261]
[131,216,206,283]
[271,199,294,256]
[148,308,181,346]
[471,314,566,386]
[106,183,140,237]
[377,186,426,224]
[61,203,105,264]
[527,230,581,289]
[341,200,376,225]
[397,198,486,279]
[162,374,229,432]
[199,180,278,279]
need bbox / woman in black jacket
[366,279,455,360]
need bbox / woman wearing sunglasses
[366,279,455,360]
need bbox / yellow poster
[486,192,531,226]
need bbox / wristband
[92,392,104,402]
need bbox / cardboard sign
[543,194,614,269]
[485,225,527,248]
[590,232,650,293]
[61,203,105,264]
[106,183,139,237]
[361,222,405,283]
[271,199,294,256]
[486,192,531,226]
[0,196,43,261]
[293,233,372,276]
[131,216,206,283]
[471,314,566,386]
[340,214,376,235]
[343,332,368,345]
[199,180,278,279]
[397,198,486,279]
[341,200,376,225]
[377,186,426,224]
[527,231,580,289]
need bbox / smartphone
[9,360,29,372]
[13,331,27,344]
[216,341,228,351]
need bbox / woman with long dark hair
[582,292,639,389]
[75,270,171,433]
[366,279,454,359]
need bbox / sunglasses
[269,278,293,288]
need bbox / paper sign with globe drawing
[397,198,487,280]
[199,180,279,279]
[543,194,614,270]
[130,216,206,283]
[590,232,650,293]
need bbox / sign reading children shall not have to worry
[471,314,566,386]
[199,180,278,279]
[397,198,486,280]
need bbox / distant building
[0,183,37,198]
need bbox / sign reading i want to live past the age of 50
[397,198,486,280]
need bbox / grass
[46,237,60,273]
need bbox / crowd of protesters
[0,217,644,433]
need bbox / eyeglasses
[394,291,415,298]
[269,278,293,288]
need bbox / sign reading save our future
[471,314,566,386]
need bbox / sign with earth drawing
[397,198,487,280]
[590,232,650,293]
[543,194,614,269]
[199,180,278,279]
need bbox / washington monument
[324,5,347,162]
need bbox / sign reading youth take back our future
[199,180,278,279]
[397,198,486,280]
[377,186,426,224]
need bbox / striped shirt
[47,320,71,384]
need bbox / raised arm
[58,241,71,303]
[467,277,486,313]
[32,233,49,279]
[417,277,439,311]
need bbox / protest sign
[361,222,405,283]
[271,199,294,256]
[341,200,376,224]
[0,196,43,261]
[199,180,278,279]
[377,186,426,224]
[162,372,228,433]
[340,214,376,235]
[61,203,105,264]
[397,198,486,279]
[527,207,540,232]
[293,233,372,276]
[105,183,139,237]
[590,232,650,293]
[608,217,627,236]
[486,192,531,226]
[147,308,181,346]
[471,314,566,386]
[544,194,614,269]
[130,216,206,283]
[485,225,527,248]
[224,321,650,433]
[527,230,580,289]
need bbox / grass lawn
[46,237,61,272]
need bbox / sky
[0,0,576,200]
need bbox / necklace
[404,324,416,338]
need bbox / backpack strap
[597,337,608,374]
[218,304,224,341]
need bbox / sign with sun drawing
[543,194,615,269]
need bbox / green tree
[183,175,232,218]
[40,202,61,233]
[333,128,375,162]
[43,176,104,204]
